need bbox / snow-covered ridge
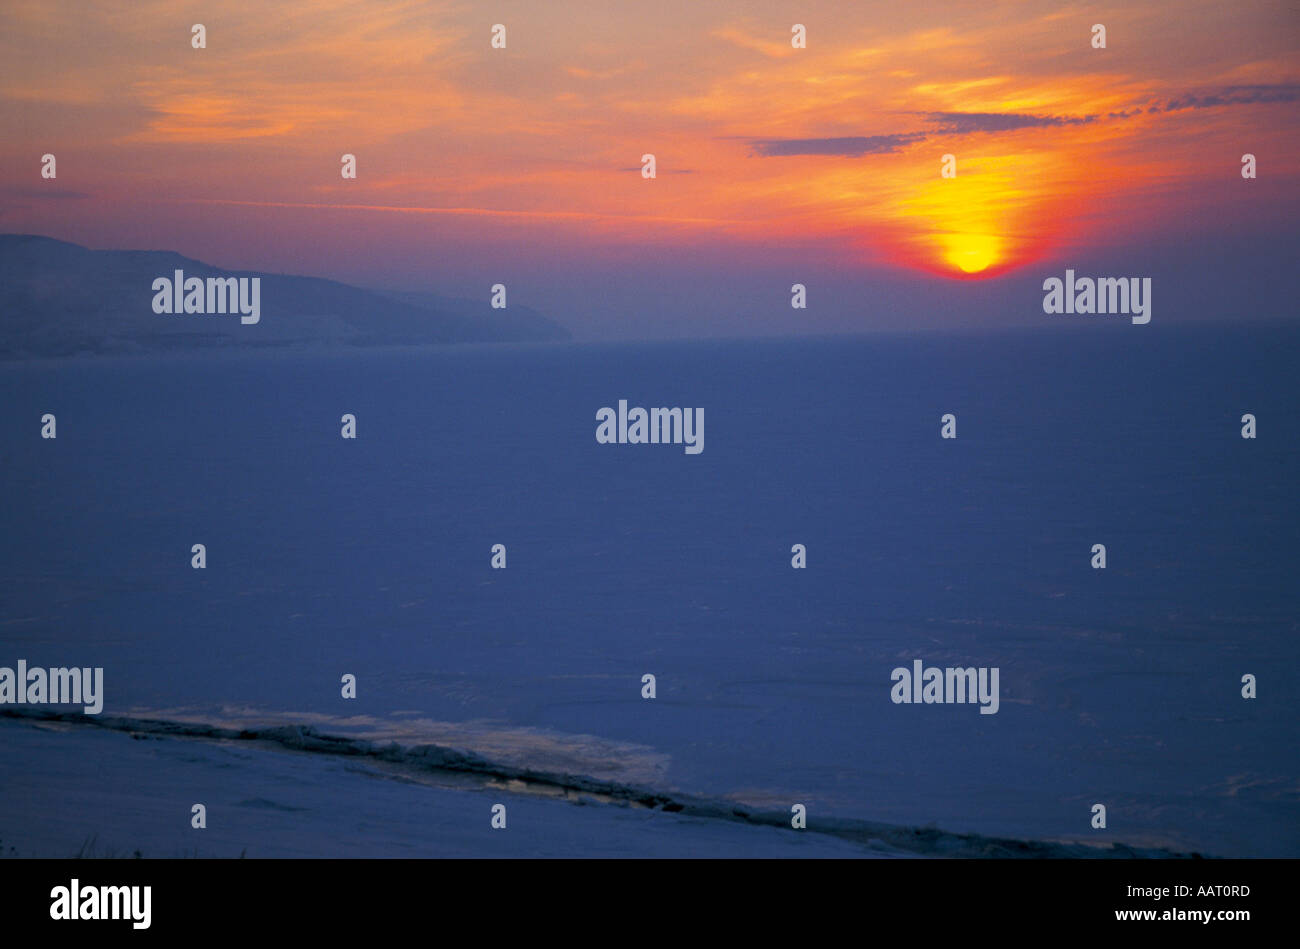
[1,708,1206,859]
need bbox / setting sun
[941,233,1002,274]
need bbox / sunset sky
[2,0,1296,337]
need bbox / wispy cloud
[0,186,92,200]
[920,111,1096,133]
[745,111,1090,157]
[712,26,799,59]
[171,197,744,227]
[749,83,1297,159]
[749,133,926,157]
[1152,82,1300,112]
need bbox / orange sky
[1,0,1297,288]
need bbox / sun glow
[941,233,1002,274]
[862,151,1073,278]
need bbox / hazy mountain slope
[0,234,569,357]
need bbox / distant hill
[0,234,570,358]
